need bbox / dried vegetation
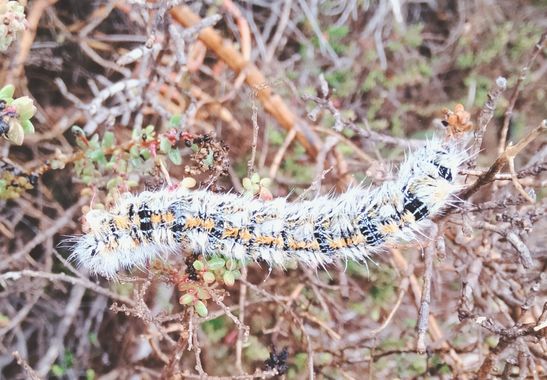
[0,0,546,379]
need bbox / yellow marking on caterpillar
[309,240,320,251]
[255,235,276,245]
[203,219,215,231]
[288,240,318,250]
[239,229,252,242]
[401,211,416,225]
[275,236,284,248]
[287,238,296,250]
[379,222,399,235]
[151,214,162,224]
[113,216,130,230]
[296,241,307,250]
[329,238,348,250]
[164,212,175,223]
[349,234,364,245]
[223,227,239,238]
[185,217,202,229]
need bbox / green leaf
[126,179,139,188]
[0,313,10,325]
[129,145,140,158]
[131,127,142,141]
[106,177,120,190]
[159,136,172,153]
[139,148,151,160]
[88,135,100,149]
[232,269,242,279]
[225,259,237,271]
[0,84,14,99]
[259,177,272,187]
[101,131,115,149]
[194,300,208,317]
[196,287,210,300]
[223,271,235,286]
[51,364,65,377]
[144,124,155,134]
[242,177,252,190]
[86,369,96,380]
[169,114,182,126]
[203,271,216,284]
[193,260,204,271]
[203,150,214,168]
[168,147,182,165]
[251,172,260,183]
[21,119,34,134]
[6,120,24,145]
[207,257,225,270]
[11,96,37,120]
[87,149,107,164]
[88,332,99,346]
[180,293,194,305]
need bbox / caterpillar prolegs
[70,135,468,278]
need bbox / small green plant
[0,1,26,51]
[173,256,243,318]
[242,172,272,200]
[0,84,37,200]
[0,84,36,145]
[50,350,74,378]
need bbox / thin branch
[12,351,41,380]
[498,32,546,154]
[469,76,507,167]
[442,120,546,214]
[0,270,136,306]
[416,238,435,354]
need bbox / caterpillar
[69,133,468,278]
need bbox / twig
[236,266,248,374]
[498,32,546,155]
[268,128,297,179]
[470,76,507,167]
[5,0,59,81]
[247,98,260,177]
[0,270,135,306]
[12,351,41,380]
[416,238,435,354]
[191,315,205,375]
[444,121,547,213]
[476,320,541,379]
[0,198,86,271]
[458,257,483,319]
[177,369,279,379]
[471,221,534,269]
[507,155,535,203]
[314,126,376,165]
[370,277,409,337]
[300,311,341,341]
[264,0,293,63]
[35,284,86,376]
[170,5,322,158]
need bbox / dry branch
[170,5,322,158]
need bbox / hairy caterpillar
[69,134,468,278]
